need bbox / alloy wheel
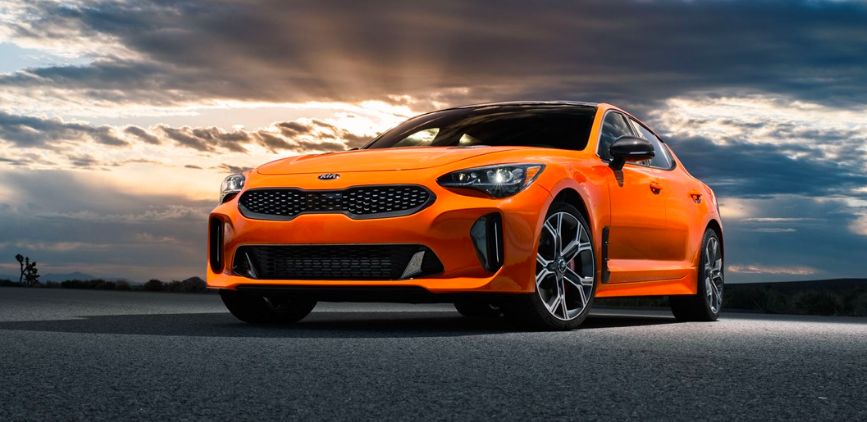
[704,237,724,313]
[535,211,595,321]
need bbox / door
[600,112,669,283]
[626,117,697,281]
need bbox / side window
[598,112,634,160]
[629,119,672,169]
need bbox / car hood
[256,146,522,175]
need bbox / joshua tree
[15,254,40,286]
[15,254,24,284]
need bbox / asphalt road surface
[1,288,865,421]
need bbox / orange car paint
[207,103,722,299]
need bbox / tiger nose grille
[238,185,434,220]
[232,245,445,280]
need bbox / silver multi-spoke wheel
[535,211,595,321]
[502,202,596,330]
[670,228,724,322]
[704,236,724,314]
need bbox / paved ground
[0,288,865,421]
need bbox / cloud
[2,0,867,115]
[668,135,867,199]
[728,265,817,275]
[753,228,797,233]
[215,164,250,174]
[741,218,820,223]
[0,112,373,169]
[67,153,100,168]
[124,125,161,144]
[0,110,127,147]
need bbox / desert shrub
[792,290,843,316]
[722,286,755,310]
[181,277,207,293]
[61,279,116,289]
[849,291,867,317]
[749,287,790,314]
[163,277,207,293]
[143,279,164,291]
[61,279,90,289]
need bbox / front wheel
[220,289,317,324]
[503,202,597,331]
[670,228,723,321]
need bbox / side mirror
[609,136,655,170]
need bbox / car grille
[232,244,445,280]
[238,185,434,220]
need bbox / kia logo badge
[318,173,340,180]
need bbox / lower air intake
[232,244,444,280]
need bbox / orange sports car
[208,101,724,330]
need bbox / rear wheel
[670,228,723,321]
[454,300,502,317]
[220,289,317,324]
[503,202,596,331]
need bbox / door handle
[649,181,663,193]
[688,189,702,203]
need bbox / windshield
[364,104,597,150]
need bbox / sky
[1,0,866,283]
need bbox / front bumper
[207,172,553,295]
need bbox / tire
[502,202,597,331]
[220,289,317,324]
[670,228,723,322]
[454,300,502,317]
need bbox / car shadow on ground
[0,311,678,338]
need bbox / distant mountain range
[0,272,140,284]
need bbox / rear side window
[629,119,673,169]
[598,112,634,160]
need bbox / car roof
[451,100,599,109]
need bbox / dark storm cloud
[0,110,127,148]
[667,136,867,199]
[4,0,867,108]
[719,195,867,282]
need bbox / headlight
[219,173,245,204]
[437,164,545,198]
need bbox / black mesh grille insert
[232,245,445,280]
[238,185,434,220]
